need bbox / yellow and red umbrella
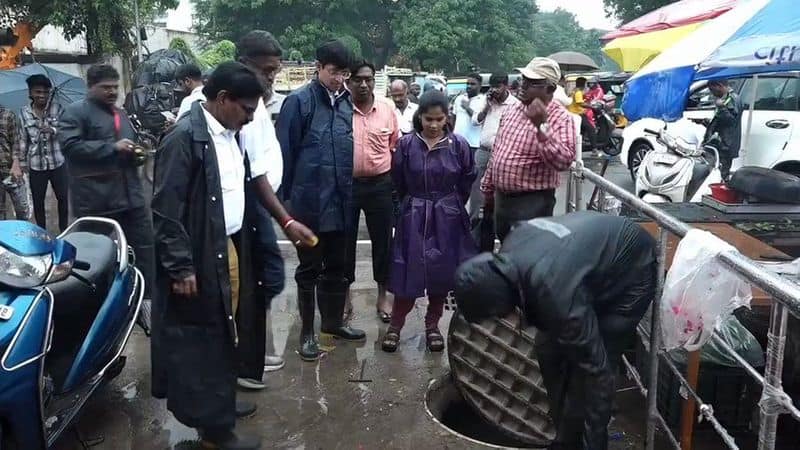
[602,0,738,72]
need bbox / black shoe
[319,287,366,341]
[297,287,321,361]
[235,400,257,418]
[200,428,261,449]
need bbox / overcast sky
[537,0,621,31]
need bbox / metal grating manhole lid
[447,309,556,447]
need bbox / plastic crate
[634,337,759,432]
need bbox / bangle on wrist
[281,217,295,230]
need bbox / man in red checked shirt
[481,57,577,242]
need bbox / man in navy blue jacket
[277,40,366,361]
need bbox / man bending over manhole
[455,211,657,450]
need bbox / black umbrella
[0,63,87,112]
[547,51,600,73]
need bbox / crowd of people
[0,27,694,449]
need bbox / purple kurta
[389,132,478,299]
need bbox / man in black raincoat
[455,211,657,450]
[151,62,315,449]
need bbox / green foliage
[533,9,616,71]
[288,49,304,61]
[6,0,178,56]
[603,0,676,24]
[169,37,198,63]
[198,40,236,68]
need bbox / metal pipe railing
[567,164,800,450]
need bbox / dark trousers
[29,165,69,232]
[346,173,394,284]
[103,207,155,299]
[537,268,655,449]
[581,114,597,150]
[719,151,734,181]
[237,200,285,380]
[494,189,556,242]
[296,231,349,316]
[469,147,494,251]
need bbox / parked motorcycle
[635,127,722,203]
[0,217,143,449]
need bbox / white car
[621,73,800,180]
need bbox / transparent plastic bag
[668,316,765,368]
[660,229,753,351]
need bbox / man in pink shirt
[345,60,399,322]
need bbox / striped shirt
[481,100,576,195]
[19,103,65,171]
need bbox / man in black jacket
[59,64,154,311]
[152,62,316,450]
[706,79,742,181]
[455,212,657,450]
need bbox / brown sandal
[426,329,445,352]
[381,329,400,353]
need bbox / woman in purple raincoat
[383,91,477,353]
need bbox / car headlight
[0,245,52,288]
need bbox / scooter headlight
[0,245,53,288]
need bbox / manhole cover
[447,310,556,447]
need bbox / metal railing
[566,158,800,450]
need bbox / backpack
[124,83,175,135]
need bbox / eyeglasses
[350,76,374,85]
[325,66,351,80]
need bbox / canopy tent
[602,24,703,72]
[547,51,599,73]
[0,63,86,112]
[600,0,739,43]
[622,0,799,122]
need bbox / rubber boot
[200,427,261,450]
[319,284,366,341]
[297,287,320,361]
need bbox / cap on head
[517,57,561,86]
[454,253,518,323]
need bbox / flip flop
[381,329,400,353]
[426,329,445,352]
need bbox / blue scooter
[0,217,143,449]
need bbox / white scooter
[635,127,722,203]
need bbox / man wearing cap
[454,211,657,450]
[481,57,577,242]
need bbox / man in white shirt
[469,73,519,250]
[175,63,205,119]
[234,30,291,390]
[389,79,418,136]
[452,72,483,149]
[266,91,285,122]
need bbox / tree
[198,40,236,68]
[603,0,676,24]
[533,9,612,70]
[1,0,177,58]
[192,0,538,72]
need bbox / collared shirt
[453,93,483,147]
[481,100,577,195]
[202,104,245,236]
[19,103,64,171]
[0,107,21,175]
[178,86,206,119]
[353,97,399,178]
[395,101,418,135]
[266,92,286,122]
[239,97,282,191]
[471,93,520,150]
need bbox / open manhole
[424,310,555,448]
[425,373,546,448]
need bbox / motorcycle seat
[728,166,800,204]
[45,232,118,390]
